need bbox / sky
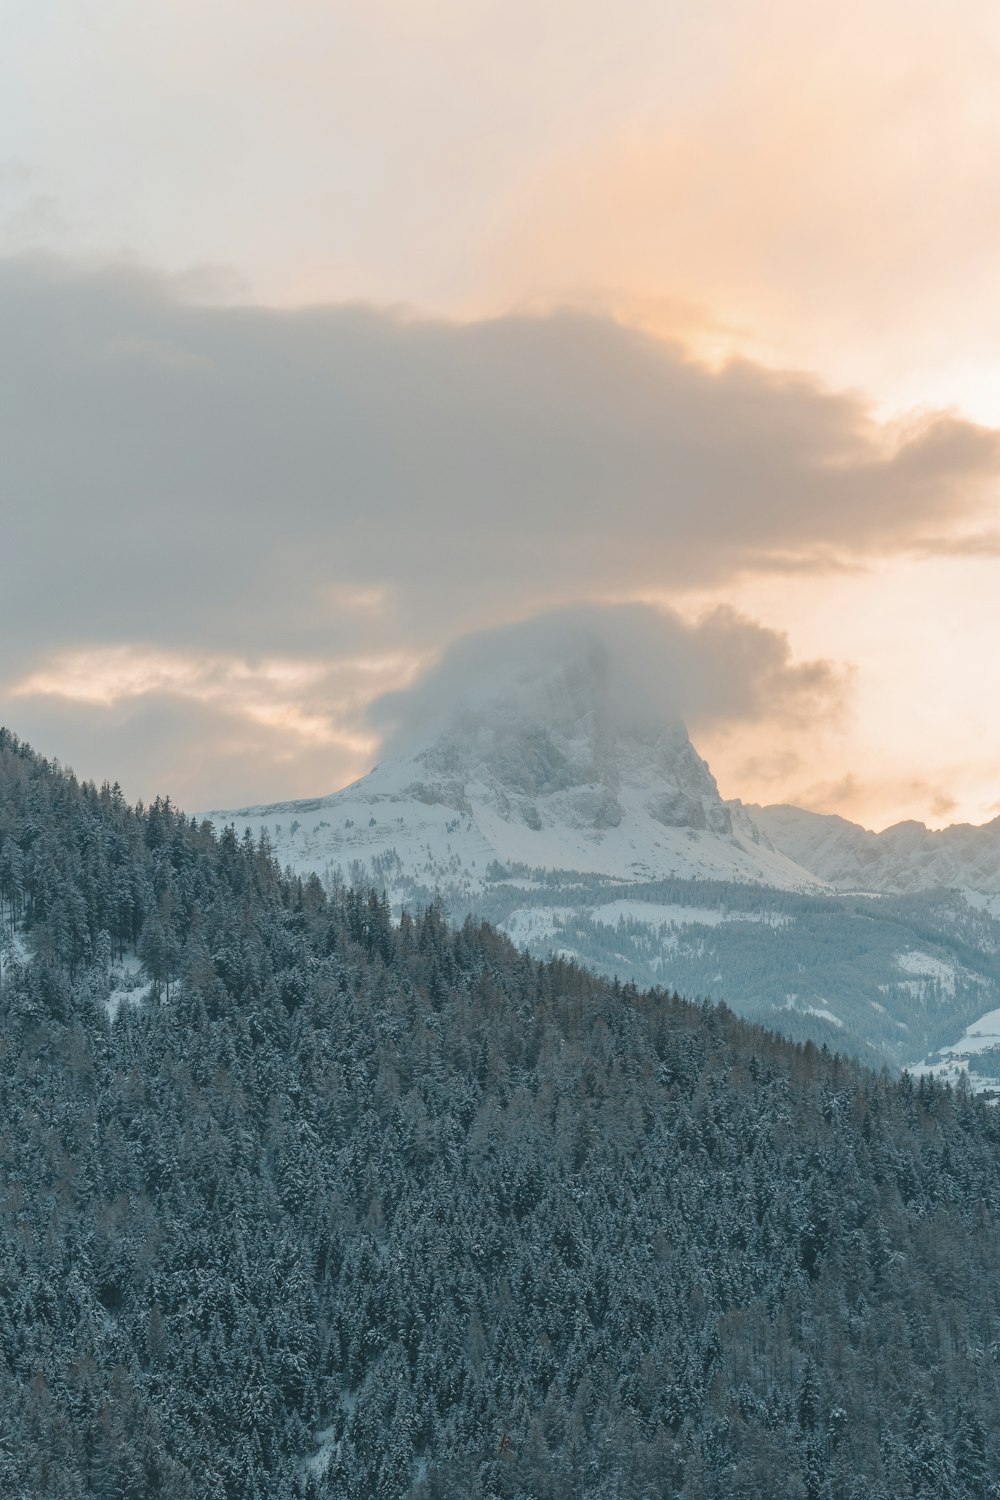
[2,0,1000,828]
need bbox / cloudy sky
[3,0,1000,827]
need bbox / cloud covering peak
[369,603,844,760]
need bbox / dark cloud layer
[2,255,997,670]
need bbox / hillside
[4,728,1000,1497]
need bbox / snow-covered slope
[750,803,1000,895]
[204,642,821,894]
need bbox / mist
[369,603,844,759]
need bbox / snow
[782,996,843,1027]
[590,900,725,928]
[105,954,151,1023]
[962,889,1000,918]
[303,1425,338,1481]
[203,763,819,897]
[502,900,760,950]
[896,950,957,996]
[3,930,154,1025]
[587,899,790,930]
[3,931,152,1025]
[939,1007,1000,1057]
[301,1377,377,1484]
[1,926,31,971]
[752,802,1000,897]
[802,1005,843,1028]
[504,907,575,944]
[913,1006,1000,1096]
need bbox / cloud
[1,253,995,807]
[9,0,1000,428]
[3,642,428,807]
[1,255,996,676]
[907,531,1000,560]
[368,602,847,758]
[791,772,964,831]
[493,0,1000,417]
[4,688,374,815]
[7,642,411,737]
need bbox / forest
[2,727,1000,1498]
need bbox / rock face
[750,803,1000,896]
[205,632,819,891]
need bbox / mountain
[202,636,1000,1077]
[202,634,819,894]
[744,803,1000,1083]
[750,802,1000,898]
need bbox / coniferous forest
[4,727,1000,1499]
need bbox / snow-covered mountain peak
[380,631,733,842]
[204,620,820,891]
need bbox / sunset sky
[3,0,1000,828]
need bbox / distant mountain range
[751,802,1000,900]
[203,631,1000,1086]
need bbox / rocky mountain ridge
[750,803,1000,899]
